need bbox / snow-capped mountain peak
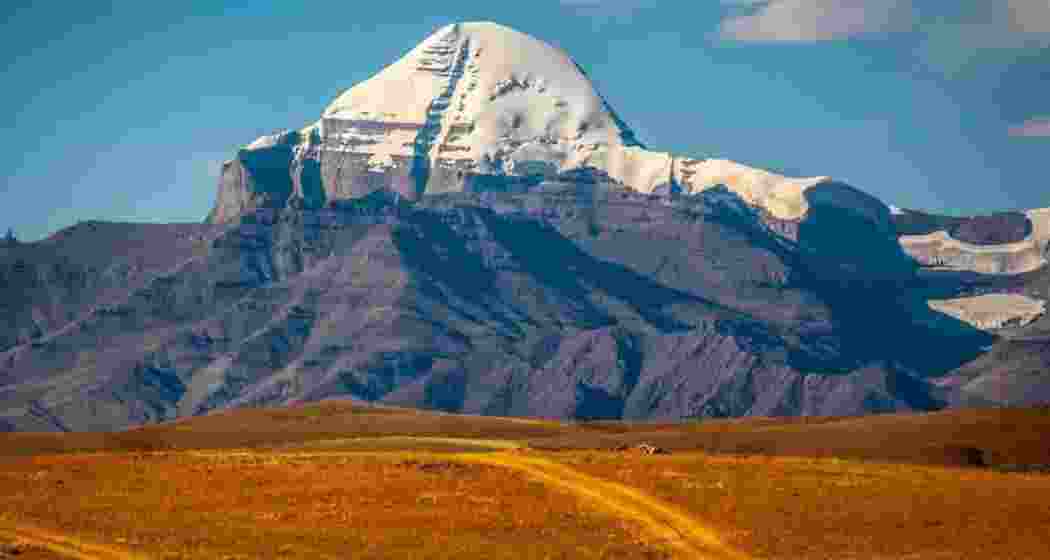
[212,22,884,226]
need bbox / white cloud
[720,0,913,42]
[720,0,1050,43]
[1007,0,1050,34]
[1009,117,1050,138]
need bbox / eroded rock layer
[2,185,974,431]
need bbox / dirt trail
[0,524,147,560]
[2,437,746,560]
[458,451,750,560]
[240,436,748,559]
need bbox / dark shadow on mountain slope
[794,183,993,376]
[476,209,729,332]
[797,182,905,277]
[893,208,1032,246]
[298,158,326,210]
[238,132,298,208]
[393,208,530,336]
[337,352,436,402]
[675,185,797,261]
[886,363,947,410]
[422,367,467,412]
[122,362,187,420]
[568,329,643,421]
[574,382,624,421]
[411,38,471,198]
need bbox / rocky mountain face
[1,22,1045,431]
[1,183,994,431]
[0,223,219,356]
[888,208,1050,408]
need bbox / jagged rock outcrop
[0,222,219,355]
[940,335,1050,408]
[1,183,967,431]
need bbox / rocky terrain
[0,183,998,431]
[886,207,1050,408]
[1,22,1046,432]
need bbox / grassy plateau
[1,403,1049,559]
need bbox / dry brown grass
[2,404,1050,559]
[531,407,1050,468]
[6,403,1048,469]
[557,451,1050,560]
[0,403,570,457]
[0,450,666,559]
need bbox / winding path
[0,524,145,560]
[1,438,748,560]
[458,451,749,560]
[331,436,748,559]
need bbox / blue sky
[2,0,1048,241]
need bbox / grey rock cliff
[2,184,995,432]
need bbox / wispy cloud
[1009,117,1050,138]
[720,0,913,42]
[719,0,1050,43]
[1007,0,1050,35]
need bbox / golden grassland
[0,450,664,559]
[1,403,1049,559]
[557,452,1050,560]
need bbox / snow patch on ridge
[673,158,828,221]
[928,294,1046,331]
[1026,207,1050,252]
[316,22,838,220]
[900,208,1050,275]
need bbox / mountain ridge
[1,22,1047,432]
